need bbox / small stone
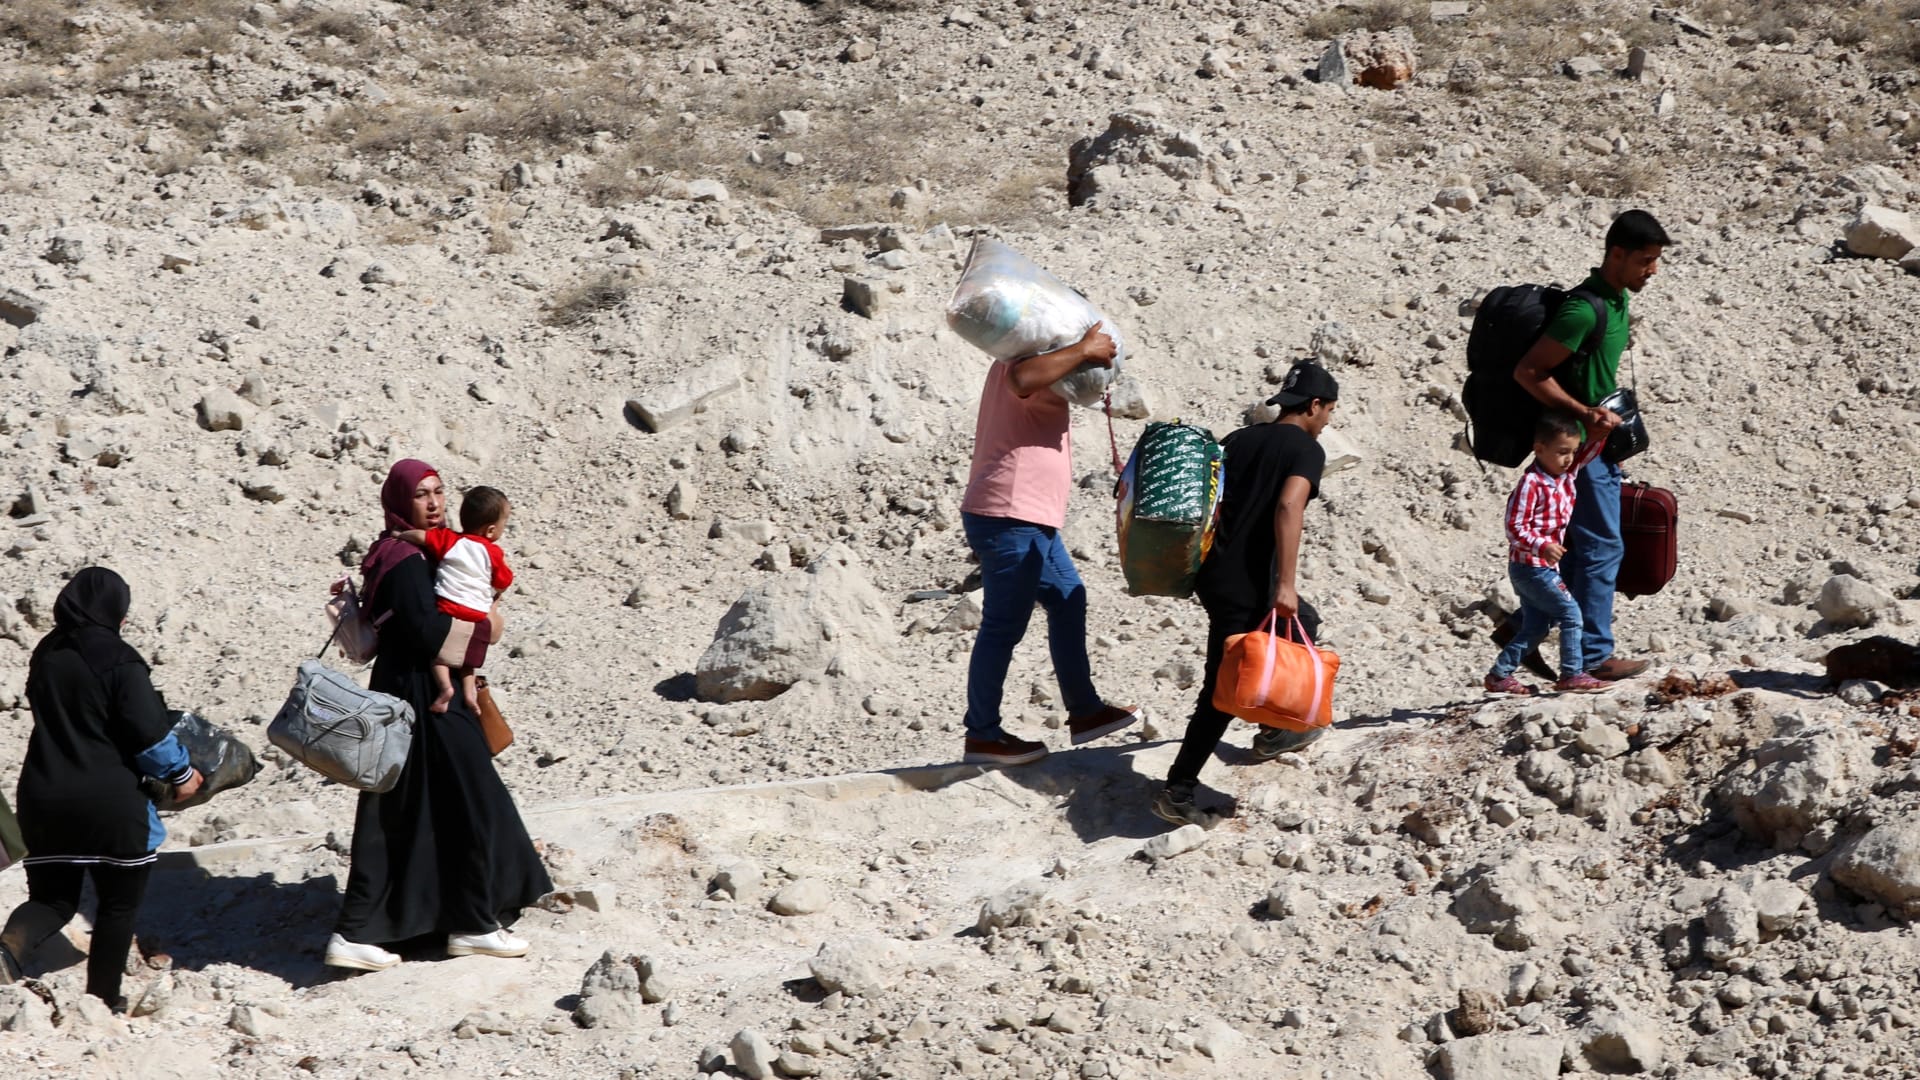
[1139,823,1209,859]
[715,859,764,898]
[196,389,249,432]
[229,1003,271,1036]
[769,878,832,916]
[840,39,875,63]
[686,179,730,203]
[1626,46,1650,79]
[1450,988,1501,1036]
[1575,720,1630,759]
[1433,186,1477,211]
[808,938,899,997]
[775,1051,820,1078]
[360,261,405,286]
[772,110,810,137]
[669,481,699,520]
[1563,55,1608,80]
[842,276,886,318]
[731,1029,778,1080]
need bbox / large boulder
[1844,205,1920,260]
[1715,723,1871,851]
[1579,1009,1666,1073]
[695,545,892,702]
[1320,29,1418,90]
[571,951,670,1029]
[1816,574,1898,629]
[1831,816,1920,919]
[1432,1034,1562,1080]
[808,938,902,997]
[1067,103,1233,209]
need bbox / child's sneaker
[1554,672,1609,694]
[1483,674,1537,697]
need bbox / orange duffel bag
[1212,612,1340,732]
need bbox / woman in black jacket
[324,459,549,971]
[0,568,202,1010]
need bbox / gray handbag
[268,659,415,794]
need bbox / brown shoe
[1067,704,1139,746]
[1589,656,1649,681]
[963,734,1049,766]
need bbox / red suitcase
[1618,482,1677,598]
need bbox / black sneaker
[963,734,1049,766]
[1252,725,1325,760]
[1150,786,1211,827]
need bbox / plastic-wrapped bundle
[946,237,1125,407]
[141,711,260,811]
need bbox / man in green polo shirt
[1506,209,1671,683]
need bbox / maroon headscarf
[360,459,440,605]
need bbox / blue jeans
[1560,456,1623,671]
[1494,563,1584,680]
[961,513,1101,739]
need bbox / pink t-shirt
[961,362,1072,528]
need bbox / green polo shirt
[1542,270,1630,406]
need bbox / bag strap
[1255,609,1279,707]
[1290,615,1327,728]
[1103,391,1122,476]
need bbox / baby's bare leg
[461,669,481,711]
[430,663,455,713]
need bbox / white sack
[946,237,1125,407]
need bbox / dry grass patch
[1302,0,1422,39]
[544,271,634,329]
[2,0,83,54]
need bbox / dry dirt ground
[3,0,1920,1077]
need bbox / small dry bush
[544,271,633,328]
[1302,0,1422,39]
[2,0,82,54]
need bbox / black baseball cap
[1266,362,1340,408]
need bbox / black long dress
[333,552,550,944]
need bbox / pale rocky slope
[2,0,1920,1077]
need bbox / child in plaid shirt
[1486,412,1610,696]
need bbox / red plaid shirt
[1505,438,1607,567]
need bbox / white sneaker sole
[1069,709,1140,746]
[963,747,1049,766]
[324,950,400,972]
[446,942,529,958]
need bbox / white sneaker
[323,934,400,972]
[446,929,528,958]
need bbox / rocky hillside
[1,0,1920,1077]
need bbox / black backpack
[1461,284,1606,467]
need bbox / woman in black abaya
[324,459,549,971]
[1,567,203,1010]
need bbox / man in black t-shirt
[1154,362,1338,827]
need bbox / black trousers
[1166,594,1321,795]
[1,861,152,1004]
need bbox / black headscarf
[33,566,141,676]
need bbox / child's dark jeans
[1492,563,1584,679]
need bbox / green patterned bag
[0,789,25,873]
[1115,421,1225,598]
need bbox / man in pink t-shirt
[958,322,1140,765]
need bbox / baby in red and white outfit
[399,485,513,713]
